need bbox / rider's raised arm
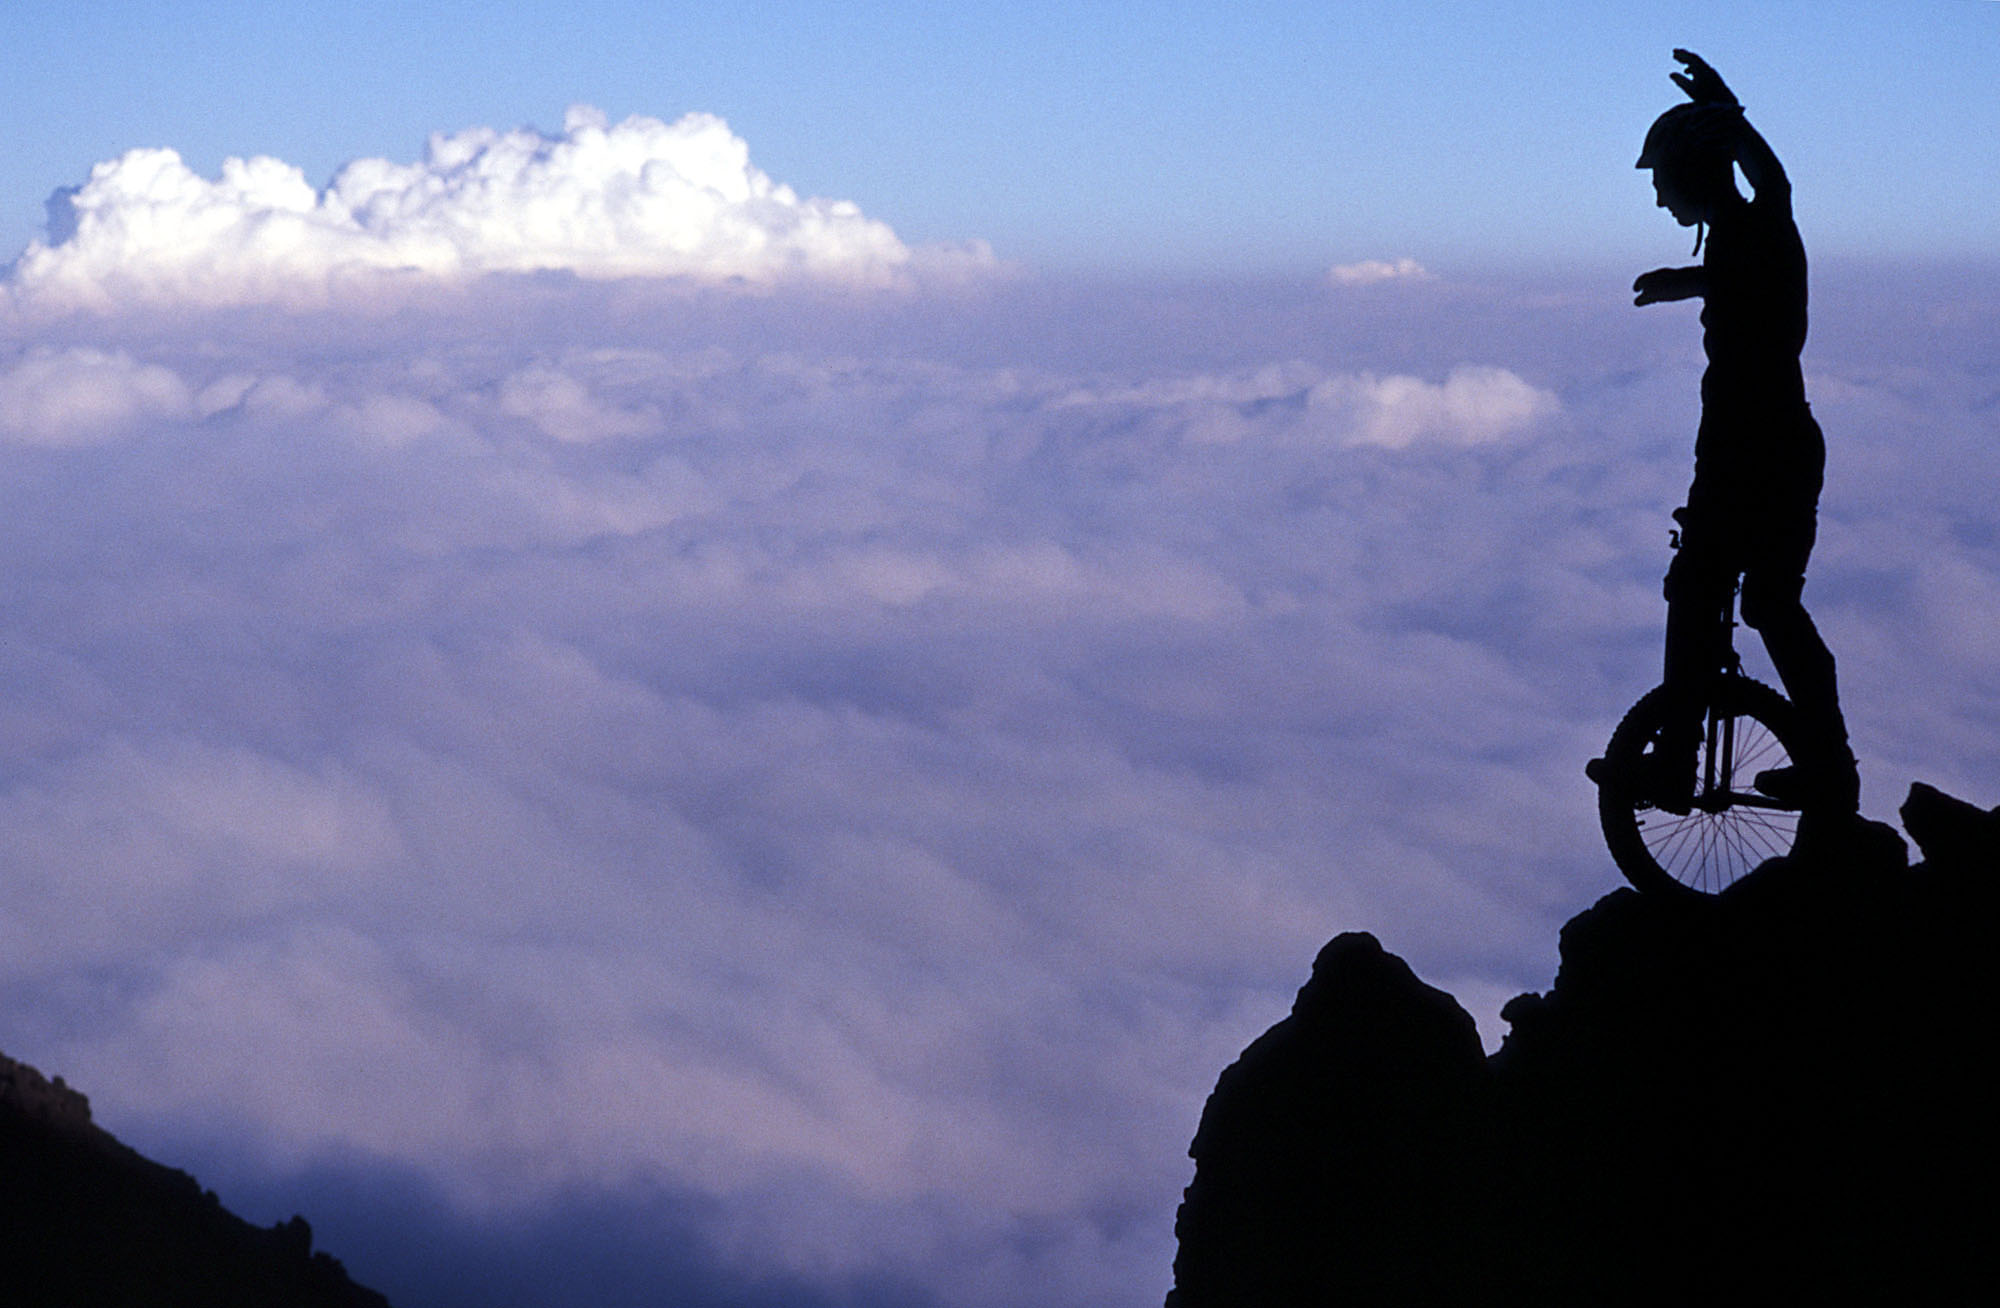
[1667,50,1792,209]
[1729,116,1791,208]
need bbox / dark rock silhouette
[1171,782,1999,1306]
[1170,935,1485,1306]
[1,1051,390,1307]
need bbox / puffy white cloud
[1329,256,1432,285]
[498,359,659,443]
[1055,359,1559,449]
[1312,364,1561,448]
[0,345,193,444]
[7,107,992,310]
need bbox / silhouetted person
[1633,51,1858,816]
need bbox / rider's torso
[1698,192,1809,413]
[1692,191,1817,505]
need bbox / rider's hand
[1634,267,1702,306]
[1670,49,1739,107]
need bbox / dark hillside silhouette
[0,1052,390,1307]
[1169,781,1999,1305]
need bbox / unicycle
[1590,587,1806,897]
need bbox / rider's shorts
[1671,400,1825,609]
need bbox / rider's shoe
[1588,750,1693,814]
[1752,765,1809,805]
[1754,761,1861,814]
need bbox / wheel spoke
[1644,811,1702,870]
[1734,815,1786,863]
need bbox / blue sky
[1,6,1997,1308]
[4,2,1996,272]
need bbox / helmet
[1636,102,1738,173]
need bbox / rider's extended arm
[1634,265,1708,306]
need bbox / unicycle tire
[1597,677,1805,897]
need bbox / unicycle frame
[1692,590,1793,813]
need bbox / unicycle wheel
[1596,678,1805,897]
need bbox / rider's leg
[1742,570,1860,813]
[1654,543,1733,807]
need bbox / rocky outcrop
[1172,783,2000,1306]
[0,1054,95,1134]
[1170,934,1486,1306]
[0,1050,390,1308]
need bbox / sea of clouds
[1,115,1997,1308]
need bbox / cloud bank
[7,107,990,310]
[1328,256,1431,285]
[0,346,194,444]
[1,266,1996,1307]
